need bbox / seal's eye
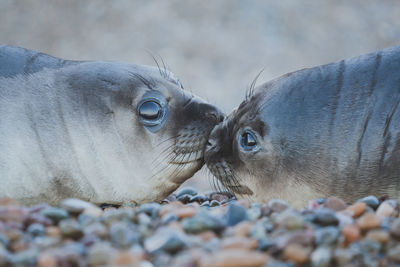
[239,130,258,151]
[139,101,162,120]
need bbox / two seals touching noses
[0,45,223,205]
[205,46,400,207]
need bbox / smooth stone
[83,222,108,239]
[60,198,100,214]
[41,207,69,222]
[220,237,258,250]
[10,248,38,266]
[176,187,197,198]
[144,229,187,254]
[274,210,305,230]
[199,249,268,267]
[388,245,400,262]
[333,248,356,265]
[314,226,339,245]
[311,246,332,267]
[283,243,311,264]
[358,196,380,210]
[87,242,117,266]
[182,212,225,234]
[389,218,400,239]
[109,221,139,248]
[356,213,382,231]
[0,244,9,266]
[323,196,347,211]
[138,213,152,225]
[59,219,84,240]
[0,234,9,247]
[26,223,46,237]
[247,205,262,221]
[312,209,339,226]
[138,203,160,218]
[257,238,276,252]
[376,200,396,217]
[267,199,289,213]
[316,198,326,205]
[346,202,366,218]
[226,202,248,226]
[101,208,135,225]
[37,252,57,267]
[161,213,178,225]
[0,206,28,223]
[264,259,294,267]
[341,224,360,244]
[365,229,389,244]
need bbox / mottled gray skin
[206,46,400,206]
[0,45,223,205]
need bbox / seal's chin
[206,159,254,197]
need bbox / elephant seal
[0,45,223,205]
[205,46,400,206]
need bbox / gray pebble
[26,223,46,237]
[267,199,289,213]
[144,229,187,254]
[314,226,340,246]
[59,219,84,240]
[138,203,160,218]
[10,248,38,266]
[390,218,400,239]
[182,212,225,234]
[388,245,400,262]
[358,196,380,210]
[226,202,248,226]
[176,187,197,198]
[60,198,97,214]
[109,221,139,248]
[41,207,69,222]
[312,209,339,226]
[311,246,332,267]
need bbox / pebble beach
[1,188,400,266]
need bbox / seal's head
[58,62,224,204]
[205,82,306,204]
[0,58,223,204]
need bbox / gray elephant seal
[0,45,223,205]
[205,46,400,206]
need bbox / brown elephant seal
[205,46,400,206]
[0,45,223,205]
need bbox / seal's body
[0,45,223,205]
[205,46,400,206]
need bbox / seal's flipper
[0,45,77,78]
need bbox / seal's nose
[197,103,224,124]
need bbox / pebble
[310,246,331,267]
[323,196,347,211]
[283,243,311,264]
[200,249,268,267]
[41,207,69,222]
[312,209,339,226]
[314,226,339,245]
[176,187,198,198]
[59,219,83,239]
[0,189,400,266]
[226,202,248,226]
[356,213,382,231]
[376,200,396,217]
[341,224,360,244]
[267,199,289,213]
[346,202,366,218]
[358,196,380,210]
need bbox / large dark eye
[139,101,162,120]
[239,130,258,151]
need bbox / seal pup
[205,46,400,206]
[0,45,223,205]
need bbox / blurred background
[1,0,400,193]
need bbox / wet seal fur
[205,46,400,206]
[0,45,223,205]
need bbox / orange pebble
[346,202,366,218]
[356,213,382,231]
[283,244,311,264]
[220,237,258,250]
[174,206,197,219]
[342,224,360,244]
[233,221,252,237]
